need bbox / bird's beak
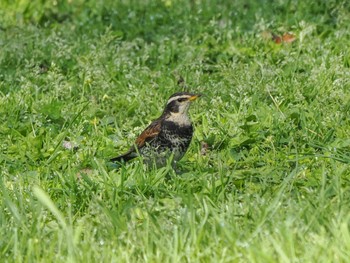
[188,94,201,101]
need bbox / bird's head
[163,92,201,115]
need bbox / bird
[111,92,201,167]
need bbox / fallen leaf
[263,31,297,44]
[282,33,296,43]
[272,33,282,44]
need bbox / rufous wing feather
[135,119,162,147]
[111,118,162,163]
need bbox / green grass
[1,0,350,262]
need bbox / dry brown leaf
[282,33,296,43]
[263,31,296,44]
[272,33,282,44]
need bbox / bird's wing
[110,118,162,163]
[135,118,162,148]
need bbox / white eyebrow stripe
[167,95,190,104]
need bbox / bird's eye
[177,98,187,102]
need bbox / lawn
[1,0,350,262]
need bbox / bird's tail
[110,151,137,163]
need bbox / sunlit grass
[1,0,350,262]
